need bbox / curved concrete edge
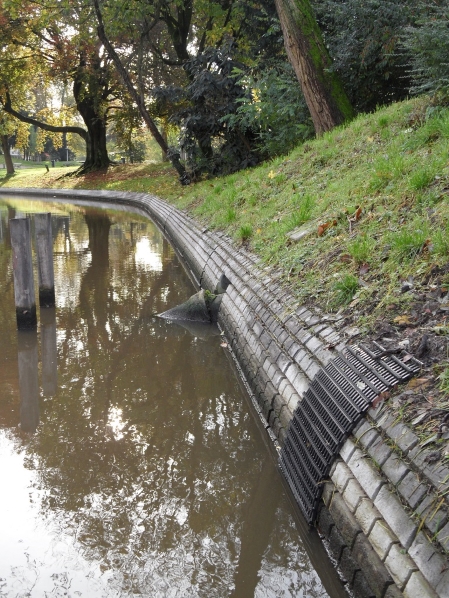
[2,187,448,598]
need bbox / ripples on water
[0,198,344,598]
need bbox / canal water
[0,197,346,598]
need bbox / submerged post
[9,217,37,329]
[41,306,58,397]
[35,213,55,307]
[17,329,40,433]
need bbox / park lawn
[2,95,449,328]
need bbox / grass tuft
[333,274,359,306]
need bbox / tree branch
[2,91,88,141]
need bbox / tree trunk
[1,134,15,174]
[73,54,111,174]
[79,107,110,172]
[93,0,190,184]
[274,0,354,135]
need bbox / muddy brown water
[0,197,346,598]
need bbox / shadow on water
[17,329,39,434]
[0,198,347,598]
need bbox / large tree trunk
[73,52,111,174]
[77,102,110,172]
[274,0,354,135]
[1,134,14,174]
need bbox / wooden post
[17,329,40,433]
[35,213,55,307]
[9,218,37,329]
[41,306,58,396]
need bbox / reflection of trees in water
[0,206,19,427]
[19,208,286,595]
[0,206,331,597]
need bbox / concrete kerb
[3,188,449,597]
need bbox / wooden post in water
[9,217,37,329]
[35,213,55,307]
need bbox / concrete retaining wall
[1,188,448,598]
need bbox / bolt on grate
[279,342,421,524]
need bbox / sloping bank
[2,188,448,598]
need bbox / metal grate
[279,342,421,524]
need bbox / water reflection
[41,307,57,396]
[0,198,346,598]
[17,329,39,433]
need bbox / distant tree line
[0,0,447,179]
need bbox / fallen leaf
[317,220,337,236]
[340,253,352,263]
[420,434,438,447]
[411,411,428,425]
[433,325,449,335]
[406,377,431,390]
[393,315,412,325]
[422,238,432,253]
[354,206,362,220]
[359,263,370,275]
[372,390,390,408]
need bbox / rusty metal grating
[279,342,421,524]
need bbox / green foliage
[389,221,430,261]
[223,62,314,158]
[333,274,359,305]
[238,224,253,242]
[347,235,375,264]
[292,194,315,227]
[402,2,449,94]
[433,222,449,258]
[314,0,420,111]
[438,366,449,395]
[158,44,259,178]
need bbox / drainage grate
[279,342,421,524]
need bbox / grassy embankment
[2,96,449,330]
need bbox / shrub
[222,61,314,158]
[402,2,449,95]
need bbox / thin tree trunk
[1,134,15,174]
[274,0,354,135]
[93,0,190,184]
[161,127,169,162]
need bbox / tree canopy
[0,0,447,178]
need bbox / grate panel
[293,408,334,464]
[279,341,422,524]
[290,419,329,478]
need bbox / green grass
[2,95,449,325]
[333,274,359,306]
